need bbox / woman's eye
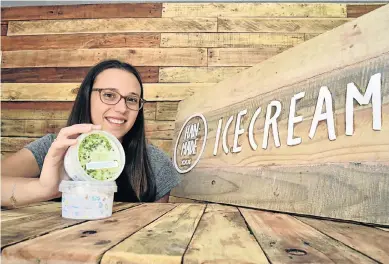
[103,92,117,100]
[127,97,139,104]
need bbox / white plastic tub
[64,130,125,182]
[59,180,118,220]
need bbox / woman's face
[90,68,141,141]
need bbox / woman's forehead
[94,68,141,94]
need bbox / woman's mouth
[106,117,126,125]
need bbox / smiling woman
[1,60,181,207]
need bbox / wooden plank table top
[1,202,388,264]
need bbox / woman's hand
[39,124,101,195]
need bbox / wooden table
[1,202,388,264]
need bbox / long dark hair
[67,59,156,202]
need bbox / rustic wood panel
[208,47,291,66]
[218,18,351,33]
[1,137,36,152]
[162,3,347,18]
[156,101,180,121]
[1,204,176,263]
[1,67,159,83]
[346,4,386,18]
[298,217,389,263]
[161,33,303,48]
[1,48,207,67]
[1,203,139,249]
[7,18,217,36]
[168,196,205,203]
[148,139,172,156]
[1,3,162,21]
[1,33,160,51]
[101,204,205,264]
[304,33,321,41]
[1,202,62,222]
[1,21,8,36]
[159,67,248,83]
[1,83,214,101]
[183,204,268,264]
[240,209,376,263]
[1,102,156,120]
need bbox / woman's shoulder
[146,144,172,164]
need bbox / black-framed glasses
[92,88,145,111]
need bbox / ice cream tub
[64,130,125,182]
[59,180,118,220]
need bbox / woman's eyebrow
[103,88,140,97]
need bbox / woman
[1,60,181,207]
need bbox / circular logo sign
[173,114,208,174]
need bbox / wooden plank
[1,67,159,83]
[1,3,162,21]
[162,3,347,18]
[1,137,36,152]
[1,83,214,101]
[208,47,291,66]
[304,33,321,41]
[148,139,172,157]
[298,217,389,263]
[145,120,175,140]
[2,204,176,264]
[183,204,268,264]
[1,202,62,222]
[161,33,303,48]
[156,101,180,121]
[172,6,389,224]
[378,227,389,232]
[239,208,376,263]
[1,102,156,120]
[347,4,386,18]
[168,196,205,203]
[101,204,205,264]
[1,21,8,36]
[1,48,207,67]
[159,67,248,83]
[1,203,140,250]
[1,33,160,51]
[7,18,217,36]
[218,18,351,33]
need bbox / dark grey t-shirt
[24,134,181,201]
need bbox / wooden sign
[171,5,389,225]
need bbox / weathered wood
[1,33,160,51]
[298,217,389,263]
[1,102,156,120]
[304,33,321,41]
[172,6,389,224]
[168,196,205,203]
[101,204,205,264]
[162,3,346,18]
[160,33,304,48]
[156,101,180,121]
[346,4,385,18]
[1,21,8,36]
[183,204,268,264]
[1,203,139,250]
[7,18,217,36]
[1,48,207,67]
[1,202,62,222]
[1,137,36,152]
[239,208,376,263]
[218,18,351,33]
[378,227,389,232]
[1,3,162,21]
[159,67,248,83]
[1,83,214,102]
[1,67,158,83]
[208,47,291,66]
[148,139,173,157]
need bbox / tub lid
[59,180,118,193]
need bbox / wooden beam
[346,4,386,18]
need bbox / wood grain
[1,67,158,83]
[101,204,205,264]
[218,18,351,33]
[1,33,160,51]
[168,196,205,203]
[298,217,389,263]
[159,67,248,83]
[208,47,291,66]
[1,202,62,222]
[162,3,347,18]
[346,4,386,18]
[240,209,376,263]
[1,48,207,67]
[1,203,139,250]
[1,3,162,21]
[161,33,303,48]
[183,204,268,264]
[7,18,217,36]
[156,101,180,121]
[1,204,176,264]
[1,137,37,152]
[1,21,8,36]
[148,139,173,157]
[1,83,214,102]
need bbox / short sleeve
[24,134,56,172]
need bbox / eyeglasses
[92,88,145,111]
